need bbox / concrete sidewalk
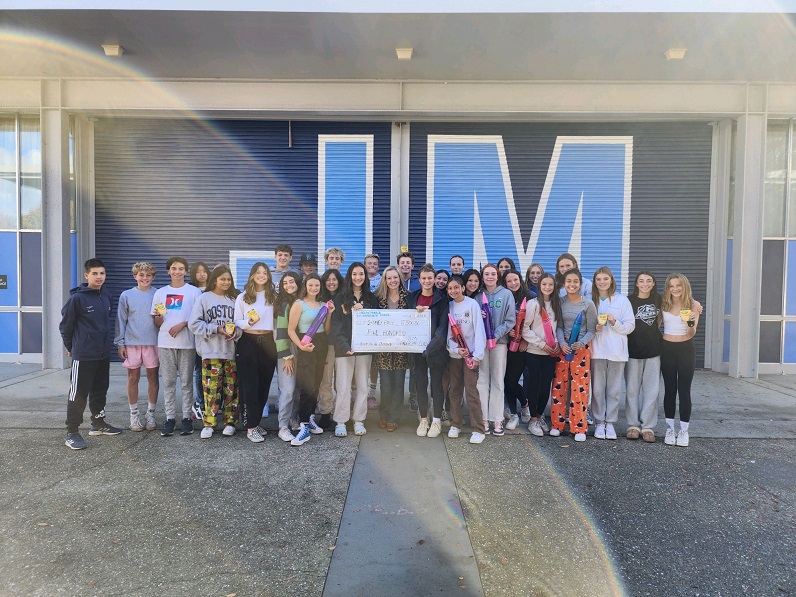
[0,365,793,596]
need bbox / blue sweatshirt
[59,284,114,361]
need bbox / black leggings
[503,350,528,414]
[236,332,277,429]
[525,352,556,418]
[660,339,694,423]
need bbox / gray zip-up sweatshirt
[482,286,516,344]
[188,292,241,360]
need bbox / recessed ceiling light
[102,44,124,57]
[665,48,687,61]
[395,48,413,61]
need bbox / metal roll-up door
[408,122,712,366]
[94,118,392,306]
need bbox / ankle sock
[665,418,675,430]
[129,404,139,415]
[680,421,689,432]
[147,404,156,413]
[432,417,441,424]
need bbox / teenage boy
[365,253,382,292]
[299,252,317,278]
[324,247,345,271]
[115,261,159,432]
[397,251,420,292]
[271,244,293,288]
[151,257,201,437]
[450,255,465,276]
[61,258,122,450]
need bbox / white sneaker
[505,414,519,430]
[222,425,236,437]
[676,429,689,447]
[308,415,324,435]
[604,423,617,440]
[664,428,676,445]
[549,428,561,437]
[247,427,265,443]
[448,426,460,438]
[427,420,442,438]
[520,406,531,424]
[200,426,213,439]
[529,420,544,437]
[416,419,429,437]
[145,411,156,431]
[503,407,511,419]
[291,423,311,446]
[335,423,347,437]
[538,417,550,433]
[353,421,367,436]
[594,422,607,440]
[470,432,486,444]
[574,433,586,442]
[278,427,295,442]
[129,413,144,432]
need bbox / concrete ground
[0,364,793,596]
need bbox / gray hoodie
[188,292,241,360]
[482,286,516,344]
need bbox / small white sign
[351,309,431,353]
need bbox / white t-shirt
[151,284,202,349]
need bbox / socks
[129,404,139,415]
[432,417,441,424]
[666,418,675,430]
[680,421,689,432]
[147,403,156,413]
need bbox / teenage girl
[234,262,278,443]
[287,273,335,446]
[525,263,544,299]
[330,262,378,437]
[503,269,532,430]
[660,273,701,447]
[477,264,516,436]
[626,271,662,443]
[316,268,345,429]
[190,261,210,420]
[445,275,487,444]
[590,266,635,441]
[188,265,240,439]
[408,264,450,438]
[555,253,593,300]
[552,268,597,442]
[462,269,483,299]
[435,269,450,291]
[373,266,410,431]
[497,257,516,277]
[522,273,560,436]
[274,272,302,442]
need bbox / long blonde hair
[661,273,694,311]
[242,262,276,306]
[375,266,403,302]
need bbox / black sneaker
[161,418,176,436]
[65,432,87,450]
[88,421,123,436]
[180,417,194,435]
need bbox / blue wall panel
[0,232,18,307]
[0,312,17,353]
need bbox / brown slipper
[386,423,398,432]
[641,429,656,443]
[626,426,641,440]
[379,419,388,429]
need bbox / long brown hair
[661,273,694,312]
[591,266,617,310]
[206,264,240,300]
[242,262,276,306]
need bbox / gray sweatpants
[591,358,625,424]
[625,356,660,430]
[158,347,196,420]
[317,345,336,415]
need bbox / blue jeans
[378,369,406,424]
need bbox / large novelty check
[351,309,431,353]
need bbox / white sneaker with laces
[427,420,442,438]
[676,429,689,447]
[538,417,550,433]
[605,422,618,440]
[505,414,519,430]
[549,428,561,437]
[529,420,544,437]
[416,419,429,437]
[222,425,236,436]
[145,411,156,431]
[278,427,295,442]
[129,413,144,432]
[574,433,586,442]
[470,432,486,444]
[594,422,607,440]
[247,427,265,443]
[448,426,460,438]
[664,428,677,445]
[520,406,531,424]
[200,426,213,439]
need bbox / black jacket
[59,284,114,361]
[330,292,379,355]
[406,288,450,365]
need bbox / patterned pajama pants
[550,347,590,434]
[202,358,238,428]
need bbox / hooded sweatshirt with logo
[59,283,114,361]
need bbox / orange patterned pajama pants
[550,347,590,434]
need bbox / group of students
[60,246,700,451]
